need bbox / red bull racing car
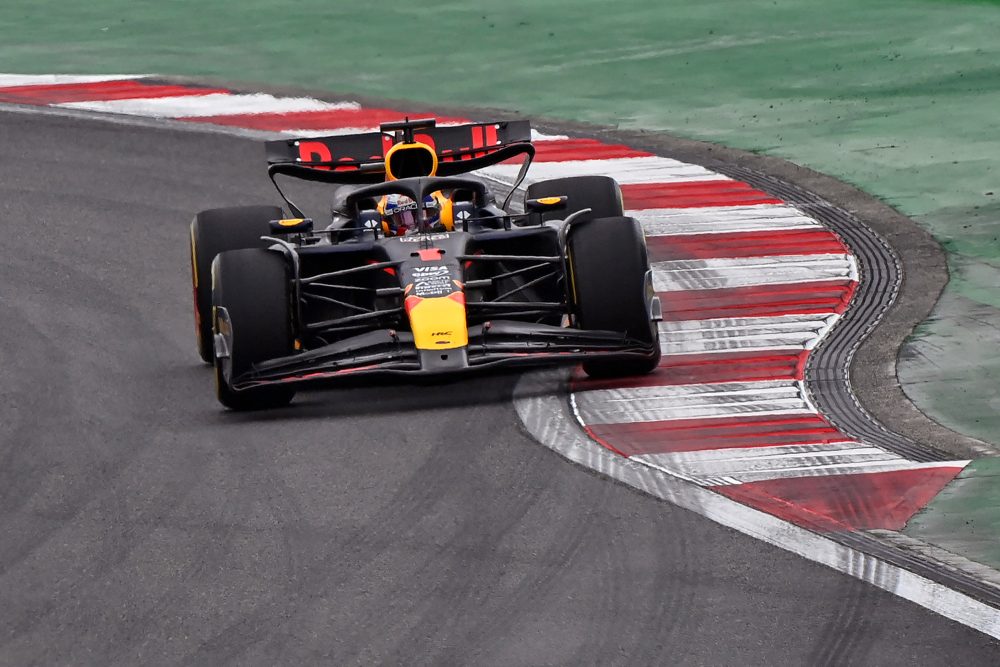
[190,118,662,409]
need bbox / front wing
[218,320,658,390]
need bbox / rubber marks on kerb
[0,72,969,534]
[646,228,849,261]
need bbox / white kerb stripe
[572,380,813,425]
[57,93,360,118]
[648,441,886,465]
[651,253,857,292]
[632,204,821,236]
[635,455,969,487]
[658,313,840,355]
[531,129,570,141]
[636,443,900,484]
[0,74,145,88]
[662,313,837,333]
[282,127,377,137]
[480,156,728,185]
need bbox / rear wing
[266,120,534,185]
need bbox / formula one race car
[190,118,661,409]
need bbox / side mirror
[269,217,314,234]
[524,196,568,213]
[524,196,568,226]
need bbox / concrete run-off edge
[513,370,1000,638]
[161,74,998,461]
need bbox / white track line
[58,93,360,118]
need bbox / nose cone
[405,290,469,350]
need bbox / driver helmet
[378,193,441,236]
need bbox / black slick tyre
[567,216,661,378]
[526,175,624,223]
[190,205,283,362]
[211,248,295,410]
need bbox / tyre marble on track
[0,109,996,665]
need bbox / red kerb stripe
[585,414,847,457]
[0,80,228,104]
[714,467,966,531]
[646,229,847,262]
[573,350,807,391]
[531,138,653,162]
[182,108,468,131]
[622,181,782,210]
[659,280,857,320]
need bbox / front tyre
[191,205,283,362]
[567,216,661,378]
[211,248,295,410]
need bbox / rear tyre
[191,205,283,362]
[526,175,624,223]
[212,248,295,410]
[567,216,661,378]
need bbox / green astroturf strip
[905,458,1000,569]
[2,0,1000,443]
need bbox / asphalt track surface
[1,110,997,665]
